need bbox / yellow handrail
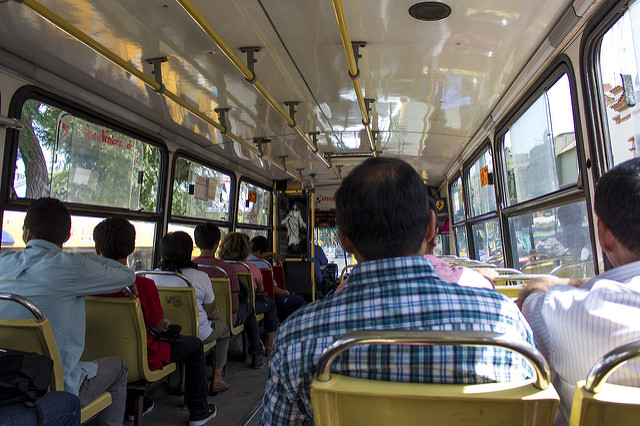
[331,0,377,156]
[175,0,341,179]
[19,0,301,181]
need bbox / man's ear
[338,226,365,261]
[95,244,101,256]
[426,210,437,242]
[597,217,615,255]
[22,227,33,244]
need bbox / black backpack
[0,348,53,406]
[237,276,250,305]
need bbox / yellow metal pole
[176,0,335,169]
[18,0,302,176]
[310,175,316,301]
[331,0,377,154]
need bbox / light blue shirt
[0,239,135,395]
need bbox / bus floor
[112,356,268,426]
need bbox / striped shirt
[261,256,535,426]
[522,259,640,424]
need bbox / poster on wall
[278,195,309,257]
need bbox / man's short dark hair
[594,157,640,255]
[250,235,269,253]
[194,222,221,250]
[93,216,135,260]
[24,197,71,245]
[336,158,430,259]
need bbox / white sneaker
[188,403,218,426]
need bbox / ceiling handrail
[18,0,301,181]
[175,0,340,179]
[331,0,378,157]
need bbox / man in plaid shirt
[261,158,535,425]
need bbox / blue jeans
[254,296,278,332]
[1,391,81,426]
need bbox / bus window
[471,219,502,265]
[454,226,468,258]
[507,201,593,276]
[1,210,156,271]
[13,99,161,211]
[503,74,578,205]
[597,1,640,166]
[171,156,232,221]
[450,176,465,223]
[237,181,271,227]
[468,149,497,216]
[167,223,229,258]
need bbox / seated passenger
[193,224,267,368]
[424,197,494,289]
[149,232,231,398]
[218,233,278,355]
[93,217,222,423]
[1,391,81,426]
[518,158,640,425]
[261,158,535,425]
[0,198,132,426]
[248,236,305,320]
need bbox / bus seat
[492,274,555,300]
[522,256,575,274]
[0,293,112,424]
[210,278,245,337]
[550,261,595,279]
[238,271,264,322]
[137,271,217,355]
[310,330,559,426]
[569,339,640,426]
[272,264,286,290]
[494,284,523,299]
[259,266,276,300]
[82,296,176,425]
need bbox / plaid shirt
[260,257,535,425]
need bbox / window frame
[167,150,237,230]
[1,86,168,261]
[494,58,597,270]
[234,177,272,233]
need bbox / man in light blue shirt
[0,198,135,426]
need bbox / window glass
[450,177,465,223]
[471,219,502,264]
[236,228,268,242]
[468,149,497,216]
[507,201,594,277]
[433,233,451,256]
[503,74,578,205]
[237,181,271,226]
[454,226,468,257]
[314,227,349,273]
[167,223,229,258]
[597,1,640,166]
[1,210,155,271]
[14,99,161,211]
[171,157,232,221]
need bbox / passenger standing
[0,198,131,426]
[518,157,640,425]
[260,158,535,425]
[93,217,221,424]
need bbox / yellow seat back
[0,293,112,423]
[211,278,244,336]
[569,339,640,426]
[82,296,176,383]
[551,261,595,279]
[310,330,559,426]
[0,302,64,391]
[156,286,199,338]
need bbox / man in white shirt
[518,158,640,425]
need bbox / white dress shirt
[522,260,640,424]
